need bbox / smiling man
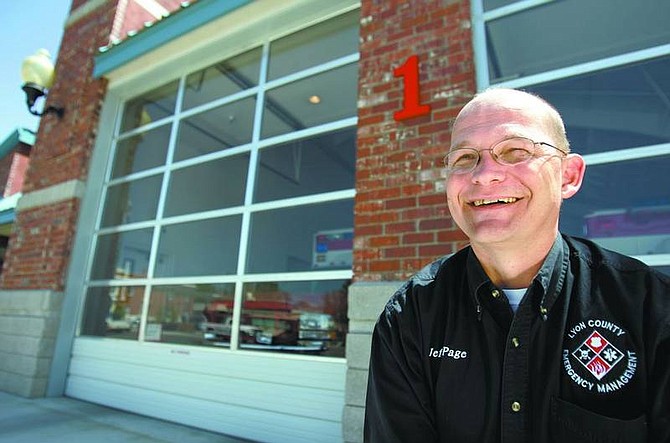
[364,88,670,442]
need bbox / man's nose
[471,150,505,183]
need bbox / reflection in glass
[486,0,670,82]
[111,125,171,178]
[183,47,261,110]
[90,229,153,280]
[255,128,356,202]
[174,97,256,161]
[164,154,249,217]
[155,216,242,277]
[560,155,670,257]
[240,280,349,357]
[268,10,359,80]
[261,63,358,139]
[100,175,162,227]
[527,58,670,155]
[80,286,144,340]
[247,200,354,273]
[147,283,235,347]
[120,81,179,133]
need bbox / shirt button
[511,337,520,347]
[491,289,500,299]
[511,401,521,412]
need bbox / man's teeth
[472,198,518,207]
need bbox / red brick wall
[354,0,475,282]
[6,151,30,197]
[0,1,117,290]
[0,143,31,197]
[0,155,12,197]
[1,199,80,290]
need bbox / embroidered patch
[562,319,637,393]
[571,330,623,380]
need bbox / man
[364,88,669,442]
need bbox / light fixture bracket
[22,83,64,118]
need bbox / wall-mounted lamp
[20,49,64,118]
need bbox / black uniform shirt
[364,235,670,443]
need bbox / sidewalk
[0,391,253,442]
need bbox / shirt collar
[466,235,568,320]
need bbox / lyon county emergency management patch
[562,319,637,394]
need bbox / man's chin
[463,222,518,246]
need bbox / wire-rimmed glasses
[444,136,566,175]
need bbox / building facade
[0,0,668,442]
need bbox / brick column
[0,0,117,398]
[344,1,475,440]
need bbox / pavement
[0,391,254,442]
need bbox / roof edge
[94,0,252,78]
[0,129,35,160]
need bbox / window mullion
[231,41,271,351]
[138,76,186,342]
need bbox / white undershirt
[503,288,527,313]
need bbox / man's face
[446,100,578,249]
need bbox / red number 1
[393,55,431,121]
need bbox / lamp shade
[21,49,55,90]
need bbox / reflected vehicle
[585,205,670,238]
[106,318,133,332]
[201,316,263,346]
[201,299,336,354]
[584,205,670,256]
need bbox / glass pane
[80,286,144,340]
[527,57,670,155]
[120,81,179,132]
[486,0,670,82]
[111,124,171,178]
[174,97,256,161]
[483,0,518,10]
[261,63,358,139]
[268,10,359,80]
[560,155,670,257]
[183,47,262,110]
[247,200,354,273]
[155,216,242,277]
[164,154,249,217]
[146,283,235,347]
[240,280,349,357]
[654,266,670,277]
[254,128,356,203]
[101,175,162,227]
[91,229,153,280]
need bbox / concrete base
[0,290,62,397]
[342,281,402,443]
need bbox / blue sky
[0,1,71,140]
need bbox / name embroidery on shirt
[563,319,636,394]
[428,346,467,360]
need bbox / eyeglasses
[444,136,566,175]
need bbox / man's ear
[561,154,586,199]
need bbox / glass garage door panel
[486,0,670,82]
[560,155,670,258]
[239,279,349,357]
[526,58,670,155]
[247,200,354,274]
[254,128,356,203]
[154,216,242,277]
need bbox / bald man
[364,88,670,442]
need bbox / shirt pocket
[550,396,646,443]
